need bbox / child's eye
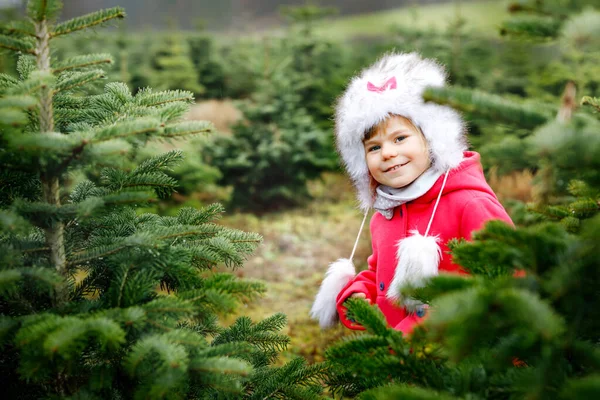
[368,145,380,152]
[395,136,406,143]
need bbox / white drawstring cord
[349,169,448,261]
[349,209,369,262]
[425,170,450,237]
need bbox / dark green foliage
[204,8,341,211]
[521,114,600,231]
[504,0,599,39]
[449,221,570,276]
[479,136,537,176]
[326,214,599,399]
[423,86,556,129]
[168,150,223,197]
[186,34,227,99]
[359,385,459,400]
[212,313,327,399]
[148,32,204,96]
[280,4,350,129]
[325,299,445,398]
[206,91,336,210]
[0,1,323,398]
[500,15,562,39]
[529,180,600,233]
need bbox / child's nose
[381,143,397,159]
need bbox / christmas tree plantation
[0,1,325,398]
[204,4,341,211]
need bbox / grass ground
[315,0,510,40]
[219,172,373,363]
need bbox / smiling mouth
[384,161,409,172]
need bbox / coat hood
[334,52,468,211]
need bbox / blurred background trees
[56,0,453,31]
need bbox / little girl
[310,52,513,334]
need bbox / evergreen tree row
[0,1,325,398]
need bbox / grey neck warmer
[373,167,443,220]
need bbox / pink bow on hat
[367,76,397,93]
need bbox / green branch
[121,182,174,189]
[500,15,562,38]
[581,96,600,113]
[156,230,211,241]
[53,140,88,173]
[423,86,554,129]
[52,53,113,73]
[54,70,106,93]
[27,0,63,22]
[0,21,36,37]
[134,88,194,107]
[0,95,38,110]
[0,34,36,55]
[0,73,19,88]
[7,71,55,96]
[91,118,161,143]
[163,121,215,138]
[51,7,126,38]
[67,244,128,266]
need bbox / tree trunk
[35,19,67,299]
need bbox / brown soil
[184,99,243,134]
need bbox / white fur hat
[334,52,468,210]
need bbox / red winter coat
[336,151,513,334]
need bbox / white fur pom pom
[386,231,441,311]
[310,258,356,329]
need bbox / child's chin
[390,177,417,189]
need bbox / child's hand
[350,292,368,300]
[343,293,371,328]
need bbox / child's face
[363,115,430,189]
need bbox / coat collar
[411,151,487,204]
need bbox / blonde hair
[363,114,424,142]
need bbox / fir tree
[205,74,336,211]
[203,4,345,211]
[501,0,599,39]
[0,1,325,398]
[149,31,205,96]
[279,3,344,127]
[204,37,337,210]
[186,33,227,100]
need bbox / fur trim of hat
[334,52,468,210]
